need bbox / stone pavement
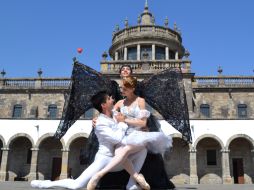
[0,182,254,190]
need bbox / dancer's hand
[115,113,125,123]
[92,117,98,128]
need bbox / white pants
[41,148,147,189]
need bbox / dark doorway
[51,157,62,181]
[232,158,244,184]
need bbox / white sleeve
[95,121,127,145]
[137,109,151,119]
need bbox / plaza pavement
[0,182,254,190]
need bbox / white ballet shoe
[39,180,51,188]
[31,180,42,188]
[30,180,51,189]
[133,174,150,190]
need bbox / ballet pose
[87,76,172,190]
[31,91,149,189]
[52,61,191,189]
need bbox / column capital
[61,148,70,152]
[189,148,197,153]
[0,147,9,151]
[31,147,39,151]
[221,148,230,153]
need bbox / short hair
[119,65,133,74]
[91,91,108,113]
[122,76,137,89]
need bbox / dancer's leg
[31,153,111,189]
[126,148,147,189]
[87,145,150,190]
[97,145,143,177]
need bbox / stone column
[189,148,198,184]
[152,44,155,60]
[221,148,232,184]
[165,47,169,60]
[175,51,179,60]
[28,147,39,181]
[60,148,69,179]
[137,44,140,61]
[124,47,127,60]
[251,150,254,172]
[115,52,118,61]
[0,147,9,181]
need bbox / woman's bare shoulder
[114,99,124,108]
[137,97,145,104]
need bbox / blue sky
[0,0,254,78]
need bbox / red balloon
[77,48,83,54]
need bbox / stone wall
[192,91,254,119]
[0,91,65,119]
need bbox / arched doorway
[68,137,88,178]
[196,137,223,184]
[37,137,63,180]
[164,137,190,184]
[7,137,32,181]
[229,137,254,184]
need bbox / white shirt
[95,113,128,157]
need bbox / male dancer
[31,91,147,190]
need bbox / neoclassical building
[0,2,253,185]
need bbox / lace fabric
[54,62,191,143]
[139,68,192,143]
[54,62,116,139]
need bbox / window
[48,104,57,119]
[169,50,175,59]
[12,104,22,118]
[141,46,152,60]
[207,149,217,165]
[200,104,210,118]
[127,47,137,60]
[238,104,247,118]
[27,149,32,164]
[155,46,165,60]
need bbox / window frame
[12,104,23,118]
[206,149,217,166]
[200,104,210,118]
[48,104,57,119]
[237,104,247,118]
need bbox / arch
[35,133,65,148]
[0,134,6,147]
[7,133,34,147]
[66,133,89,149]
[194,134,224,150]
[226,134,254,150]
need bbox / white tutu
[117,99,173,154]
[122,129,172,154]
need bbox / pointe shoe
[31,180,42,188]
[31,180,51,189]
[133,174,150,190]
[87,174,101,190]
